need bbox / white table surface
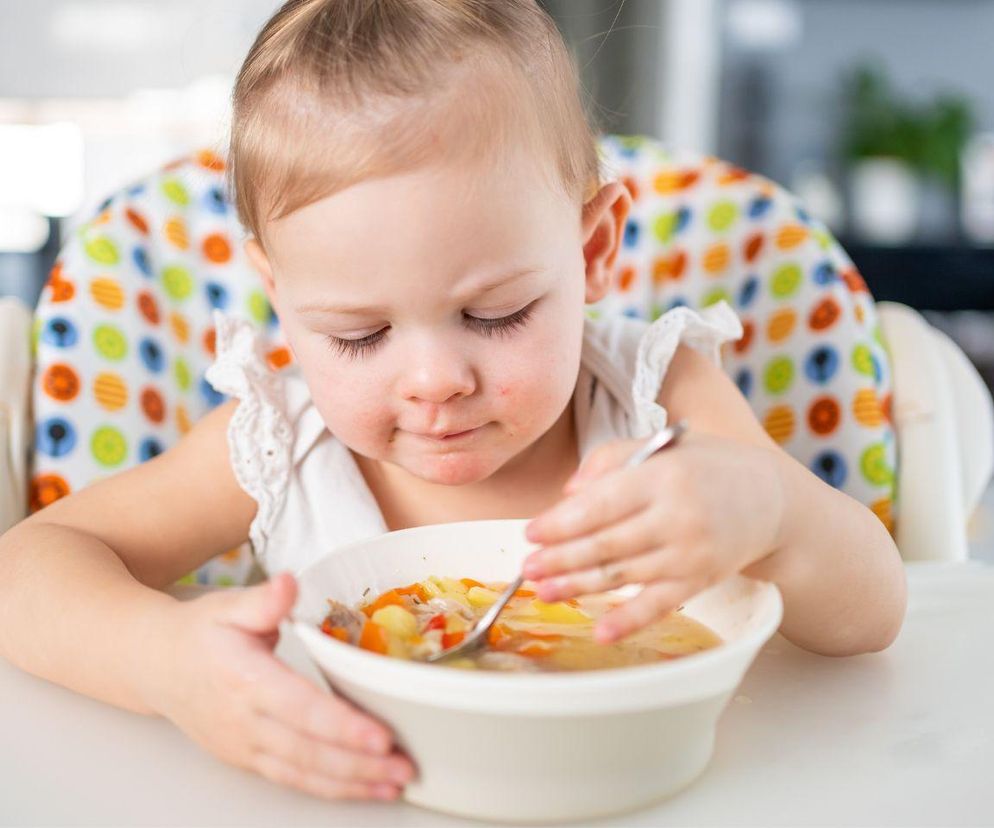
[3,562,993,827]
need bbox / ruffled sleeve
[204,310,293,564]
[632,300,743,434]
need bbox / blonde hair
[229,0,602,244]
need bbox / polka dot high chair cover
[30,137,896,587]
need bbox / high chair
[1,136,990,583]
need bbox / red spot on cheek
[498,385,510,397]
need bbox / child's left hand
[522,431,786,644]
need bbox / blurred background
[1,0,991,555]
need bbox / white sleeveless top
[205,302,742,576]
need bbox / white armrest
[877,301,994,562]
[0,297,33,534]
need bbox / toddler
[0,0,906,805]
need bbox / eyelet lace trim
[204,310,292,561]
[632,301,744,435]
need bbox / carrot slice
[513,588,536,598]
[320,620,350,642]
[425,613,447,632]
[519,640,553,657]
[396,582,430,602]
[487,623,513,648]
[361,589,404,617]
[460,578,486,590]
[359,621,390,654]
[523,630,563,641]
[442,630,466,649]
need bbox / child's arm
[0,401,414,800]
[524,345,907,657]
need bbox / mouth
[413,424,487,441]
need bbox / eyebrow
[294,267,541,316]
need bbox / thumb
[215,572,298,634]
[564,438,645,494]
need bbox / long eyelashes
[327,301,538,360]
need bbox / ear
[580,180,632,304]
[244,237,278,311]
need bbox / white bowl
[291,519,782,823]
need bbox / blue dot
[811,451,847,489]
[735,367,753,398]
[138,437,164,462]
[205,282,229,310]
[748,196,773,219]
[796,206,812,224]
[36,417,76,458]
[133,246,152,277]
[41,317,78,349]
[622,306,642,319]
[813,261,837,286]
[623,221,639,248]
[871,353,882,383]
[126,184,146,198]
[200,376,226,408]
[738,276,760,309]
[139,337,165,373]
[203,186,228,215]
[96,196,113,213]
[804,345,839,385]
[675,206,692,233]
[666,296,689,311]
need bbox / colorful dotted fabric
[30,137,896,587]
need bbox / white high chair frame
[1,291,992,563]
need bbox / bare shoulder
[658,344,776,449]
[23,398,257,588]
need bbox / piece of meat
[322,599,365,644]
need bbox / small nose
[398,336,477,405]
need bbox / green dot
[650,304,665,321]
[162,265,193,301]
[860,443,893,487]
[91,426,127,468]
[84,236,120,266]
[770,263,802,299]
[814,228,832,250]
[873,325,887,349]
[174,572,197,586]
[584,307,602,320]
[618,135,646,152]
[701,287,732,308]
[653,212,679,244]
[174,357,191,392]
[215,575,236,587]
[707,201,739,232]
[763,356,795,395]
[247,291,271,325]
[852,344,876,377]
[92,324,128,361]
[161,178,190,207]
[31,317,41,357]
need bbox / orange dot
[763,405,795,444]
[853,388,885,427]
[176,403,192,435]
[141,387,166,424]
[93,372,128,411]
[871,498,895,534]
[164,216,189,250]
[766,308,797,343]
[125,208,150,235]
[809,297,841,331]
[743,233,764,263]
[203,327,217,358]
[617,265,636,292]
[841,268,868,294]
[30,473,71,513]
[170,312,190,344]
[775,223,809,250]
[717,167,750,186]
[90,277,125,311]
[137,291,160,325]
[266,347,293,371]
[203,233,232,264]
[42,363,80,402]
[196,149,226,172]
[702,242,730,275]
[807,396,841,436]
[652,249,687,285]
[733,319,755,354]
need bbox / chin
[407,451,503,486]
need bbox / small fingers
[535,546,688,602]
[595,579,699,644]
[251,713,415,787]
[247,656,393,755]
[253,753,402,802]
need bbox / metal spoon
[426,420,688,663]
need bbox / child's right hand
[147,573,416,801]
